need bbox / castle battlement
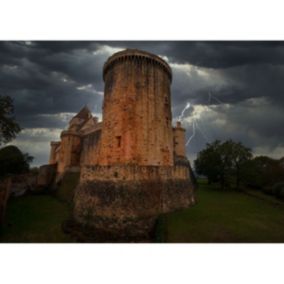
[103,49,172,82]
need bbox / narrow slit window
[165,97,169,106]
[166,117,169,126]
[116,136,121,147]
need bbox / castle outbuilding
[46,49,195,241]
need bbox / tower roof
[74,106,92,120]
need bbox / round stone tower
[58,130,81,174]
[71,49,195,242]
[98,49,173,166]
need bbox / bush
[0,145,33,177]
[270,183,284,200]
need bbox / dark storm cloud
[0,41,284,165]
[102,42,284,107]
[0,41,106,125]
[102,41,284,67]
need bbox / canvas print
[0,41,284,242]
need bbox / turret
[57,130,82,174]
[173,121,186,157]
[56,107,92,173]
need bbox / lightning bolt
[184,91,226,146]
[194,118,209,142]
[178,102,191,122]
[186,119,196,146]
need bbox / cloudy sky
[1,41,284,166]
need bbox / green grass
[2,179,284,243]
[158,181,284,243]
[0,171,80,243]
[0,195,74,243]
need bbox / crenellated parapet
[103,49,172,82]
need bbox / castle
[46,49,195,240]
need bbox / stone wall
[73,162,195,240]
[80,164,190,182]
[73,178,194,240]
[80,130,101,166]
[58,131,82,174]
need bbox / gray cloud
[0,41,283,166]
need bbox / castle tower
[98,49,173,166]
[71,49,195,241]
[56,106,92,174]
[173,121,186,157]
[57,131,81,173]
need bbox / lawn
[2,180,284,243]
[157,180,284,242]
[0,195,74,243]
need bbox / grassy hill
[2,179,284,243]
[157,180,284,242]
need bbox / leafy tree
[222,140,253,189]
[0,95,21,145]
[194,139,252,190]
[0,145,33,177]
[195,140,223,185]
[243,156,284,190]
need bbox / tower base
[70,179,195,242]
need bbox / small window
[165,97,169,106]
[116,136,121,147]
[166,117,169,126]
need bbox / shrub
[0,145,33,177]
[271,183,284,199]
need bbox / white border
[1,0,284,283]
[0,0,283,40]
[1,244,284,284]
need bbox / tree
[194,139,252,190]
[0,95,21,145]
[242,156,284,190]
[195,140,223,185]
[0,145,33,177]
[222,140,253,190]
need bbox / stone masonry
[43,49,195,241]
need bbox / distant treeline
[194,139,284,199]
